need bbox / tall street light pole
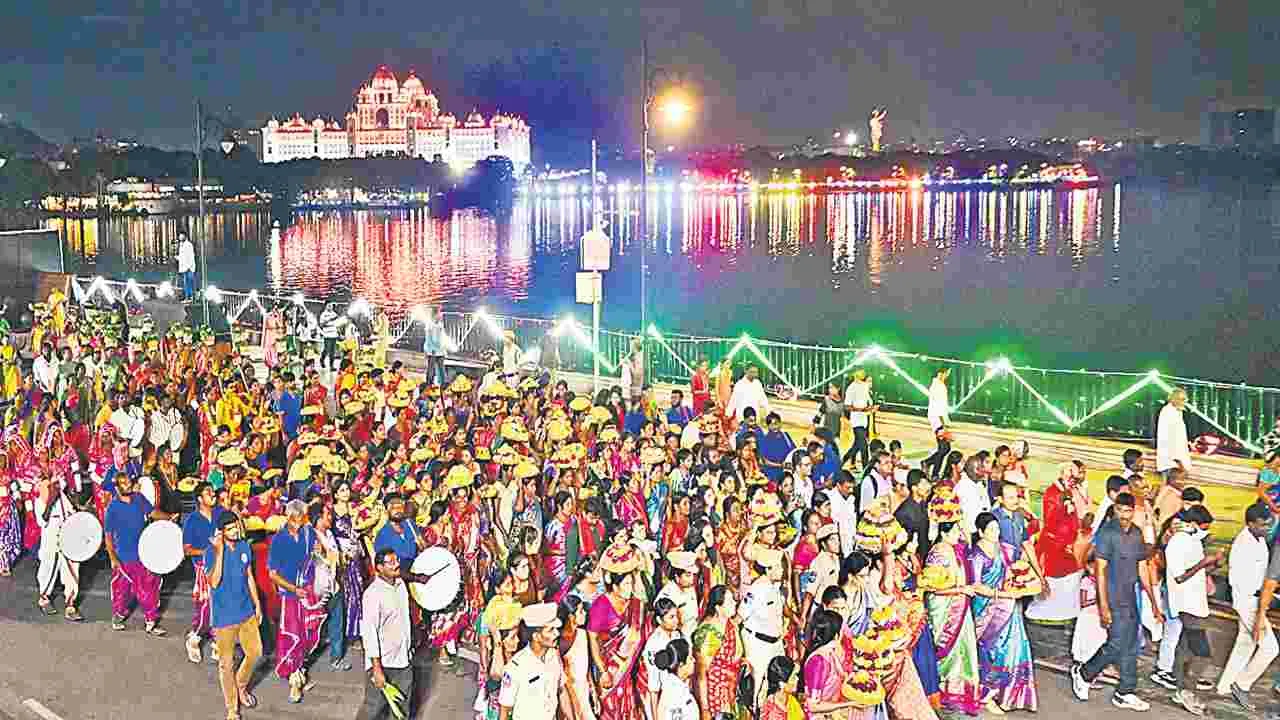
[640,40,690,335]
[195,100,239,327]
[196,100,208,323]
[640,38,649,335]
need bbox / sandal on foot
[238,690,258,709]
[64,606,83,622]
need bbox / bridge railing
[67,275,1279,455]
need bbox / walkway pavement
[0,555,475,720]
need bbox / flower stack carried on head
[871,604,908,651]
[927,484,964,526]
[599,543,642,576]
[855,497,907,554]
[639,446,666,468]
[500,416,530,445]
[584,405,612,429]
[747,489,784,530]
[448,374,474,396]
[551,443,587,471]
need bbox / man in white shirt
[859,450,895,516]
[843,370,875,469]
[1164,505,1220,715]
[358,548,414,720]
[318,304,341,371]
[953,455,991,535]
[1156,388,1192,480]
[739,548,785,705]
[619,354,633,399]
[147,393,185,488]
[825,474,860,556]
[501,331,520,380]
[727,365,770,424]
[1216,502,1276,710]
[922,367,951,480]
[177,232,196,301]
[499,603,572,720]
[110,393,147,465]
[32,342,57,395]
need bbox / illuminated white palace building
[262,65,531,172]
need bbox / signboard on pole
[576,272,602,305]
[581,228,611,272]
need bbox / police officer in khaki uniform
[499,603,579,720]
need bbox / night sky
[1,1,1276,158]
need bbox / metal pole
[640,36,648,335]
[197,100,209,324]
[592,278,601,394]
[590,138,598,230]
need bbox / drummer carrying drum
[35,475,84,621]
[104,473,177,635]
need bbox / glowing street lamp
[640,38,694,335]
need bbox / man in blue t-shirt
[374,496,424,567]
[268,500,323,703]
[104,473,174,635]
[274,372,303,440]
[182,482,227,663]
[205,512,263,720]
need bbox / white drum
[138,519,184,575]
[168,423,186,452]
[61,511,103,563]
[409,547,462,612]
[139,476,159,509]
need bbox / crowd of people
[1,286,1279,720]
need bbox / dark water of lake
[39,181,1280,385]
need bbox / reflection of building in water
[272,203,530,319]
[47,212,264,270]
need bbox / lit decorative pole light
[639,37,692,335]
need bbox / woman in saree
[587,546,646,720]
[803,608,873,720]
[559,596,597,720]
[839,549,935,720]
[691,584,743,720]
[893,528,941,708]
[0,454,20,576]
[262,308,284,370]
[716,497,747,593]
[331,481,366,644]
[923,521,981,716]
[615,471,647,530]
[542,490,576,600]
[968,512,1039,714]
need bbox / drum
[61,511,104,563]
[409,547,462,612]
[139,476,159,509]
[168,423,186,452]
[138,519,184,574]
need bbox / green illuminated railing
[72,276,1279,455]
